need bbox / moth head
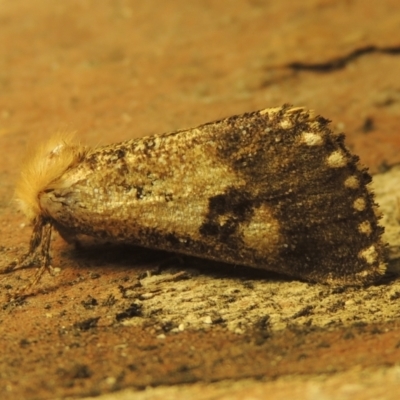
[15,133,85,222]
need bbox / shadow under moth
[7,105,387,292]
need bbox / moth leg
[2,217,54,297]
[27,220,54,288]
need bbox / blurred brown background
[1,1,400,399]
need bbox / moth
[8,105,386,289]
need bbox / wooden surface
[1,1,400,399]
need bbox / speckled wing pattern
[16,106,387,286]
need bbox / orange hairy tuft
[15,133,86,221]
